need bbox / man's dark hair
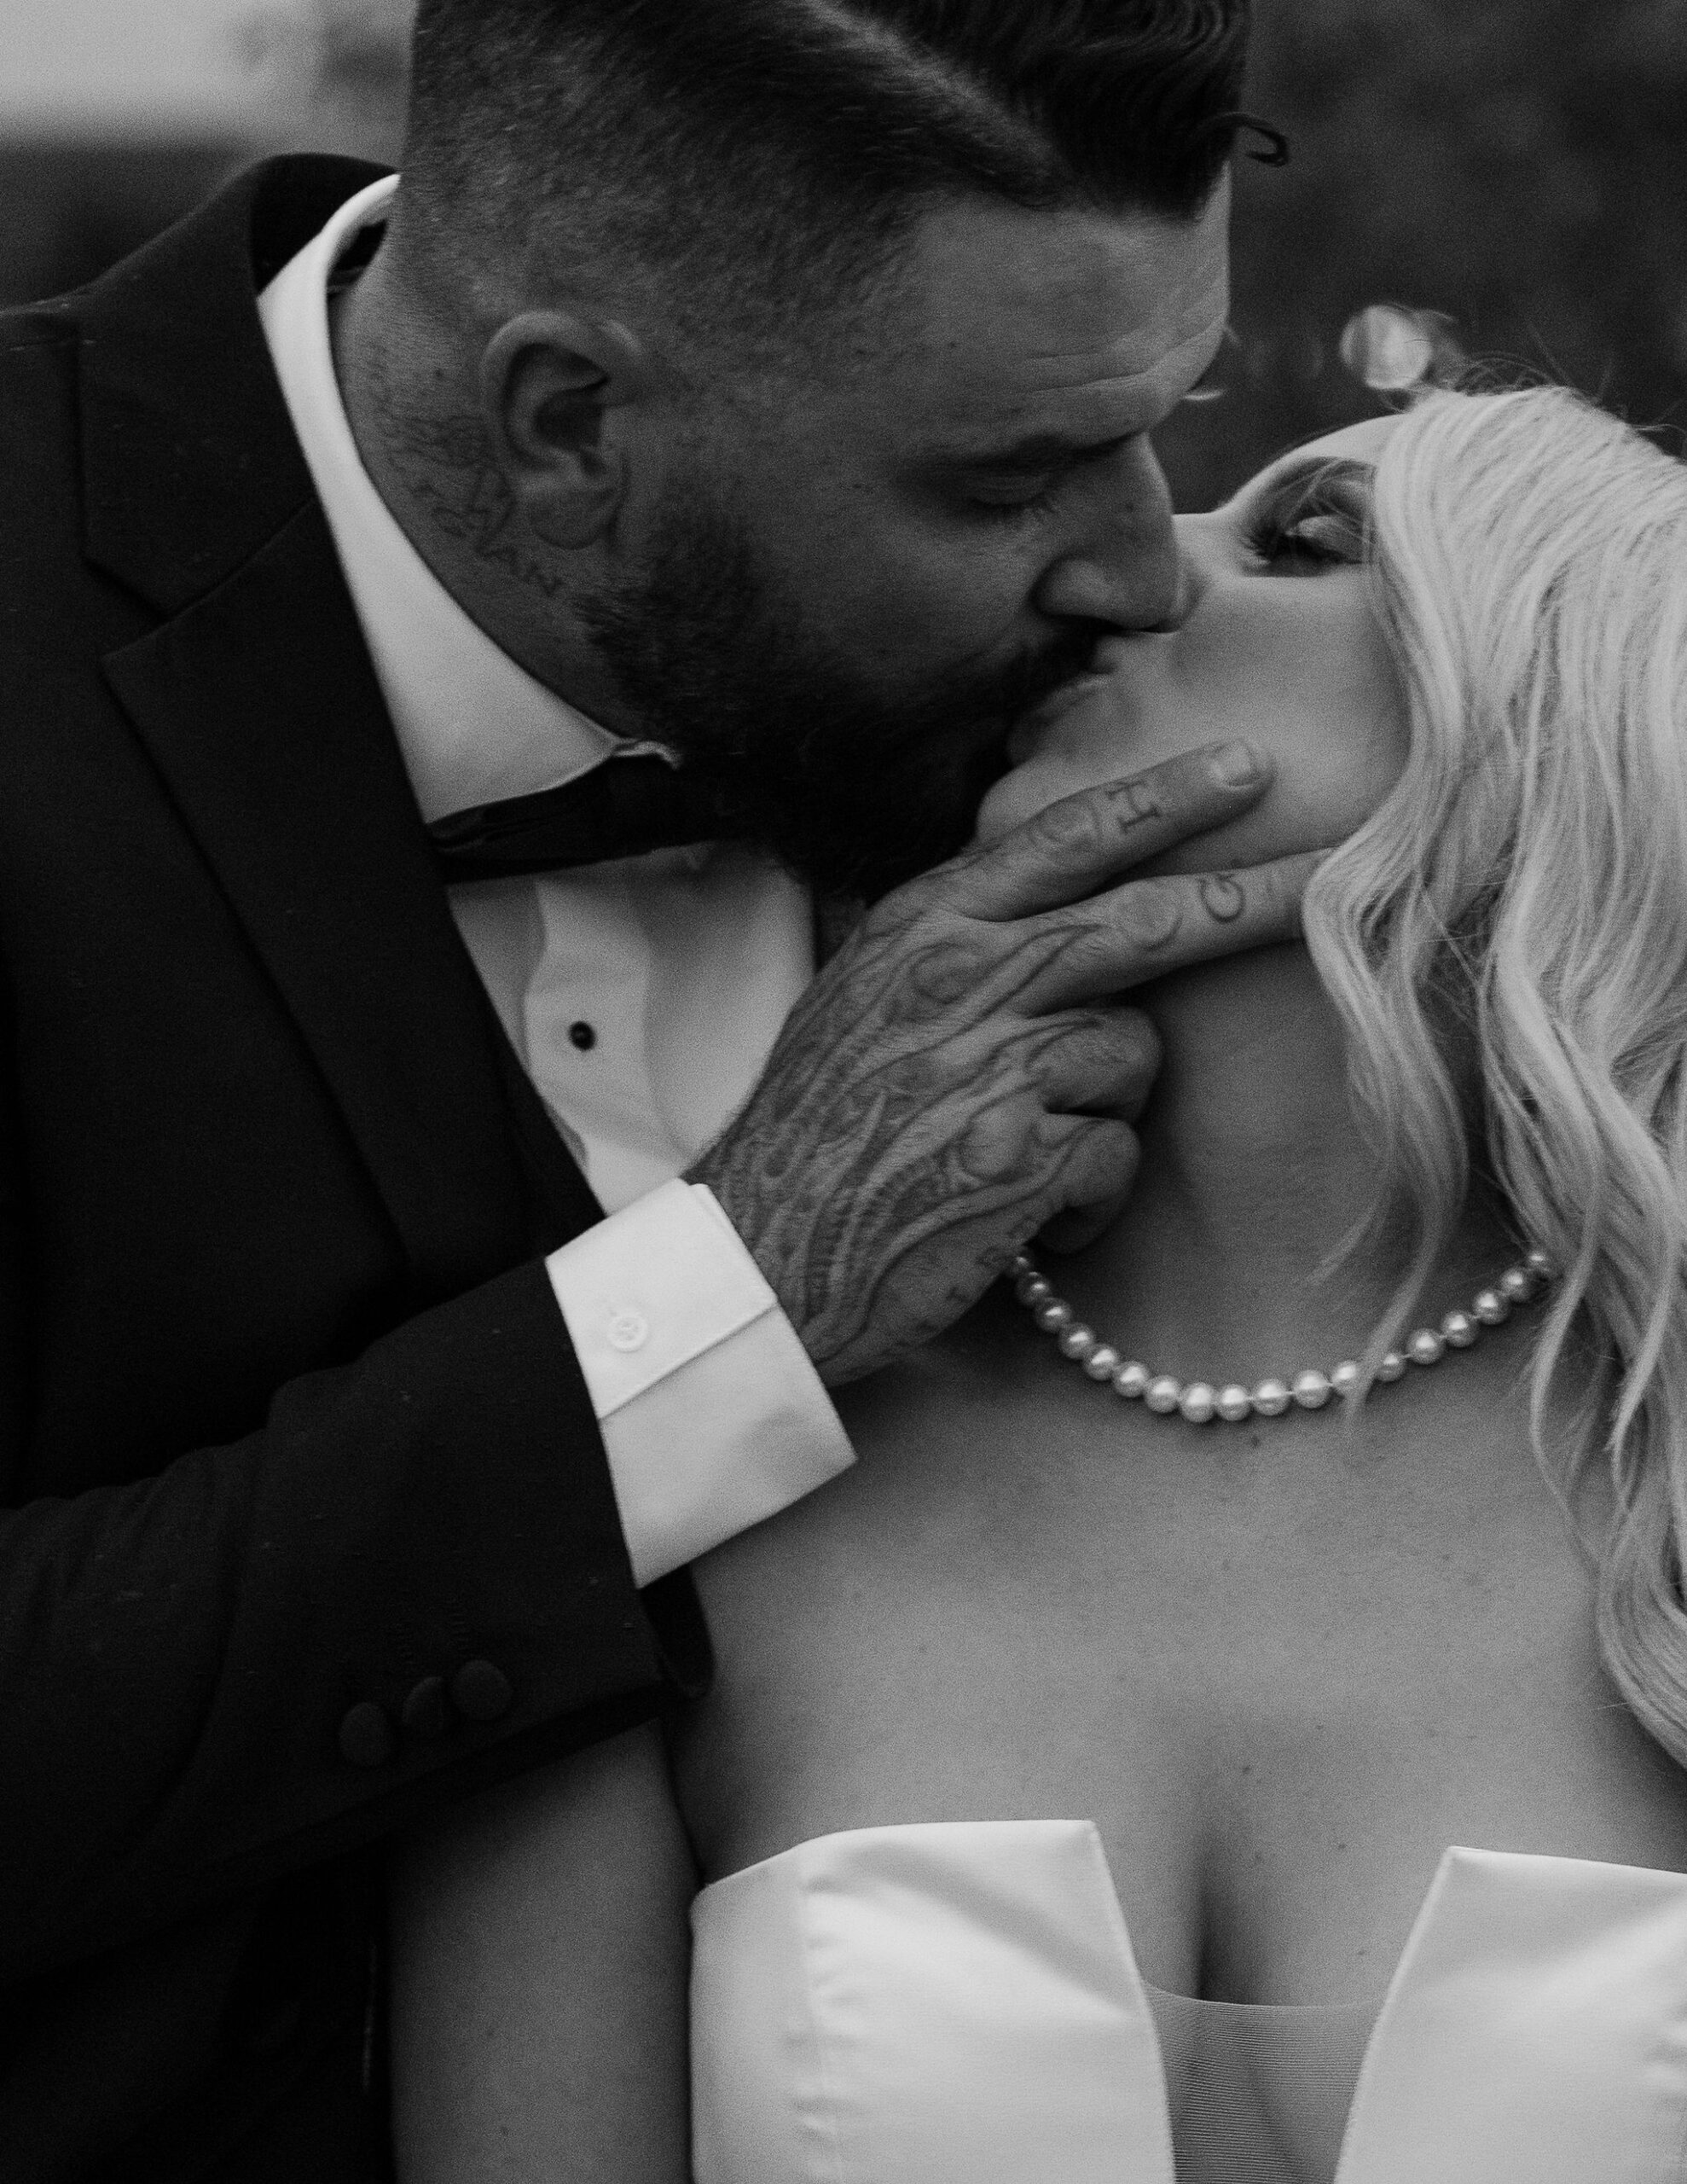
[401,0,1256,363]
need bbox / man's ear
[479,311,653,549]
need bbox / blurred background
[2,0,1684,508]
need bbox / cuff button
[606,1310,649,1351]
[338,1701,396,1769]
[400,1676,450,1740]
[450,1659,514,1723]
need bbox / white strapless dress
[690,1820,1687,2182]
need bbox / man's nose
[1031,438,1186,634]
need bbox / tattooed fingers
[1025,1008,1162,1123]
[1013,848,1323,1012]
[942,741,1273,921]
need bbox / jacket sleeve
[0,1224,704,1984]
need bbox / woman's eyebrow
[1223,452,1377,521]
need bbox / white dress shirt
[258,174,854,1587]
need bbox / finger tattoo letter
[1200,873,1246,925]
[1109,779,1166,831]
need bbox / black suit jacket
[0,157,707,2181]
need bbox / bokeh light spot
[1340,304,1437,392]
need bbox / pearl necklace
[1010,1247,1556,1424]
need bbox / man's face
[585,184,1232,897]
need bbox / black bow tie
[428,752,733,882]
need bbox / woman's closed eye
[1243,459,1373,572]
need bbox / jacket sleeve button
[400,1676,450,1740]
[449,1660,514,1723]
[338,1701,397,1769]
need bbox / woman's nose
[1031,439,1183,632]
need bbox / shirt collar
[257,173,625,825]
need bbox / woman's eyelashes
[1242,461,1373,571]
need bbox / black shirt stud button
[450,1659,514,1723]
[568,1020,596,1051]
[338,1701,396,1769]
[400,1676,450,1740]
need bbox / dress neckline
[699,1816,1673,2007]
[1143,1979,1385,2016]
[693,1818,1687,2183]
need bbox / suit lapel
[81,157,588,1293]
[76,157,368,620]
[102,501,539,1296]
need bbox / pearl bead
[1145,1375,1183,1415]
[1009,1252,1036,1279]
[1058,1324,1097,1362]
[1113,1362,1151,1401]
[1499,1267,1535,1304]
[1441,1310,1478,1349]
[1216,1385,1253,1422]
[1084,1344,1122,1382]
[1407,1327,1446,1366]
[1525,1248,1556,1278]
[1033,1298,1075,1334]
[1473,1288,1510,1326]
[1292,1368,1332,1410]
[1179,1383,1218,1424]
[1330,1361,1361,1397]
[1377,1350,1407,1382]
[1252,1378,1291,1417]
[1014,1271,1052,1305]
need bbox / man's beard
[577,478,1109,901]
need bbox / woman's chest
[680,1354,1687,2006]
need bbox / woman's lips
[1006,635,1155,758]
[1006,671,1112,760]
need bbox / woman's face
[974,419,1409,869]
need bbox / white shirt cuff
[546,1180,855,1587]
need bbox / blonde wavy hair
[1304,386,1687,1765]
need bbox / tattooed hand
[689,741,1321,1385]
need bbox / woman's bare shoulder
[671,1288,1145,1873]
